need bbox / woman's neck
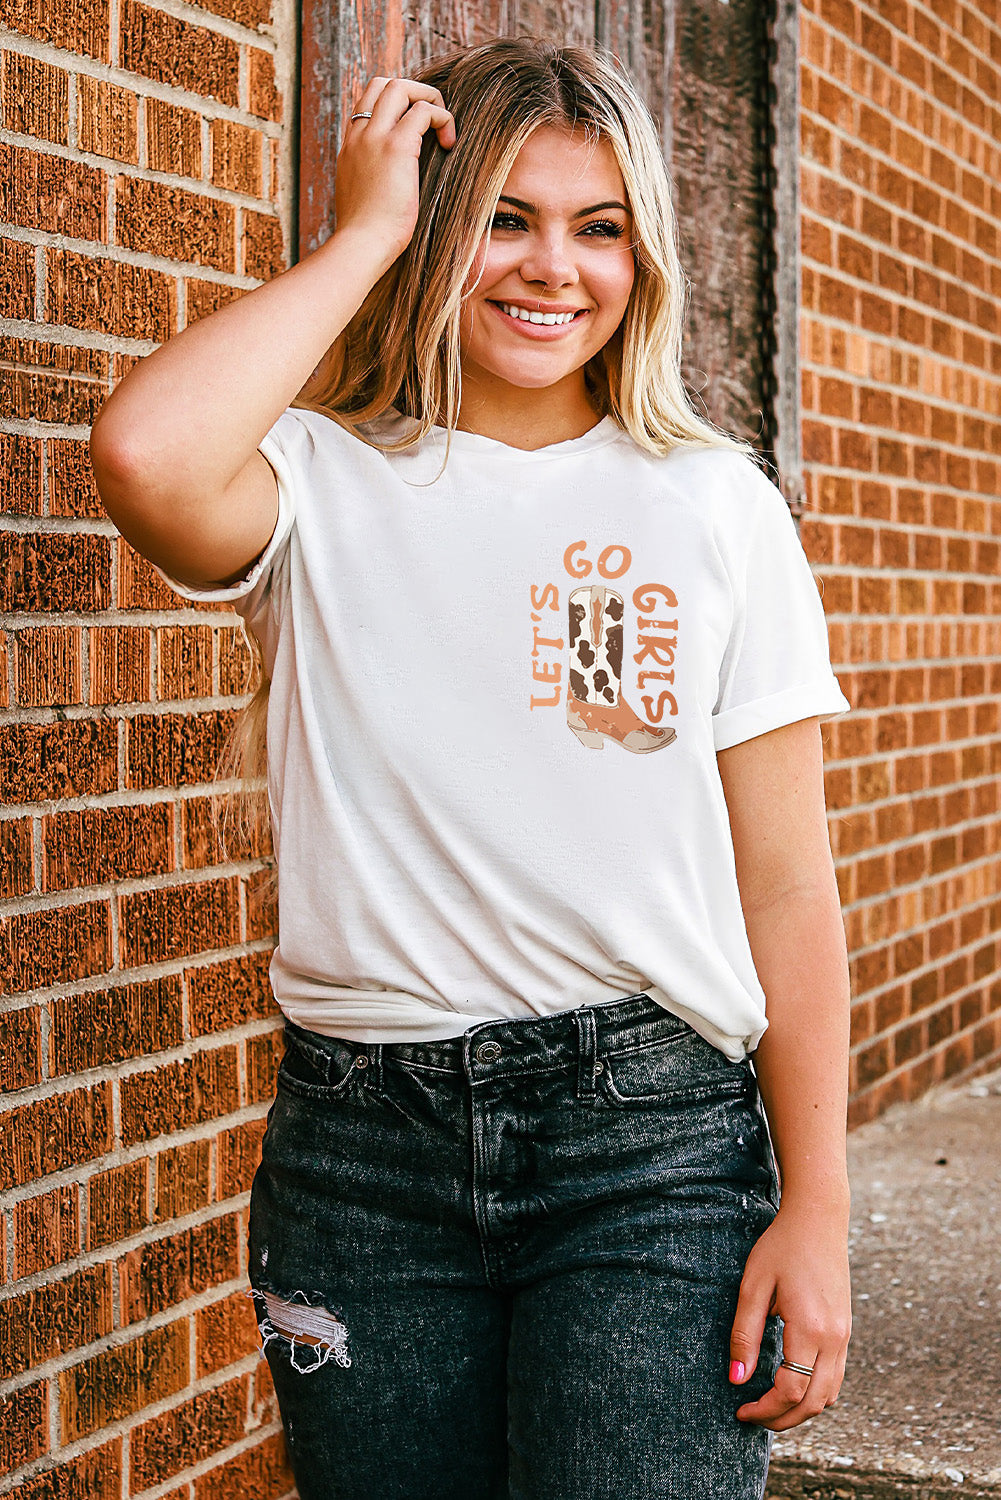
[451,383,603,451]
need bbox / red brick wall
[799,0,1001,1123]
[1,0,296,1492]
[4,0,1001,1487]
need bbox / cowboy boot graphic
[567,585,676,753]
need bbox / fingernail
[729,1360,745,1383]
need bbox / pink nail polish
[730,1360,745,1383]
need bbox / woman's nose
[518,235,580,290]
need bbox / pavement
[765,1066,1001,1499]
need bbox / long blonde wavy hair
[219,35,757,852]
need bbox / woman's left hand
[728,1198,852,1429]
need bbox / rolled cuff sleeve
[712,676,850,751]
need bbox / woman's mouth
[488,301,589,336]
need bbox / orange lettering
[633,583,678,612]
[641,690,678,722]
[597,544,631,579]
[563,542,591,578]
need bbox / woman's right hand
[333,77,456,265]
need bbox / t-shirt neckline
[388,409,622,460]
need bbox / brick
[87,1157,150,1250]
[2,1083,113,1192]
[246,1025,284,1104]
[1,899,113,996]
[130,1374,249,1491]
[0,1379,48,1477]
[116,536,183,609]
[157,623,214,700]
[195,1289,259,1378]
[245,866,277,942]
[0,238,35,324]
[3,51,69,143]
[125,709,239,789]
[48,437,103,519]
[59,1321,189,1443]
[185,277,244,325]
[0,1004,41,1091]
[0,531,111,613]
[218,624,258,695]
[155,1138,212,1221]
[76,73,138,162]
[42,802,174,890]
[243,208,285,279]
[182,792,270,869]
[47,248,176,342]
[119,876,241,967]
[120,0,239,106]
[186,951,275,1034]
[201,1430,295,1499]
[187,0,271,25]
[2,337,108,425]
[210,119,264,195]
[1,816,34,898]
[0,143,105,239]
[119,1213,240,1324]
[115,175,235,272]
[13,626,83,707]
[12,1185,80,1280]
[88,624,152,703]
[248,47,283,122]
[0,1262,114,1380]
[50,976,184,1074]
[121,1045,240,1146]
[146,96,202,177]
[13,1439,123,1500]
[215,1117,265,1199]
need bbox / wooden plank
[299,0,405,255]
[669,0,772,450]
[596,0,674,156]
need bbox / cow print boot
[566,584,676,754]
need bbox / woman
[90,37,852,1500]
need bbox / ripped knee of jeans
[250,1286,352,1374]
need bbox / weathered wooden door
[297,0,800,496]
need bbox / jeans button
[474,1040,502,1063]
[355,1054,369,1069]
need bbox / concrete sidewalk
[765,1067,1001,1499]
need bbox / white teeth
[500,303,578,325]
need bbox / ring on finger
[350,111,373,121]
[779,1358,816,1377]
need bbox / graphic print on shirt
[566,584,675,753]
[530,543,679,755]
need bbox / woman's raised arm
[89,77,455,587]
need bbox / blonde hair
[220,35,757,846]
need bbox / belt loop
[365,1043,383,1089]
[575,1007,598,1101]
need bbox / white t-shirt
[164,407,848,1060]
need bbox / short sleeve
[151,408,301,609]
[712,466,850,751]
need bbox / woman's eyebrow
[497,194,632,218]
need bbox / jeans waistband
[284,991,695,1091]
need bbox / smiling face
[456,125,636,442]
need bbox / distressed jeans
[248,992,782,1500]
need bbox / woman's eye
[581,219,625,239]
[490,212,527,231]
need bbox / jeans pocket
[277,1024,362,1102]
[599,1025,751,1109]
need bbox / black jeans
[249,993,781,1499]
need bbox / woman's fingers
[351,76,455,147]
[334,75,456,261]
[737,1345,846,1430]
